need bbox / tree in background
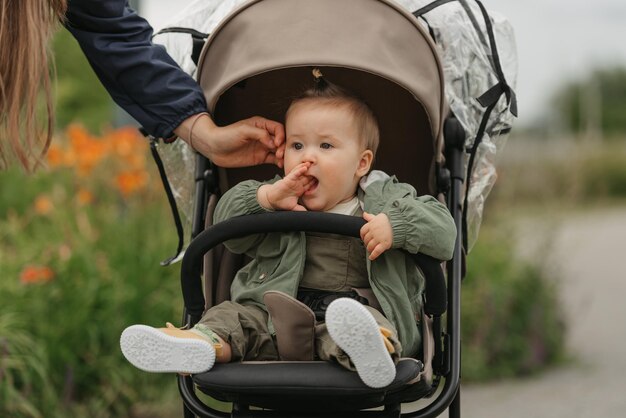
[552,67,626,139]
[52,30,113,132]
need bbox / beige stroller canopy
[197,0,447,194]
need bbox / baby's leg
[120,301,277,374]
[193,301,279,362]
[319,298,400,388]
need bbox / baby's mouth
[305,176,319,195]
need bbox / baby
[120,73,456,388]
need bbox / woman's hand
[257,163,313,211]
[175,114,285,168]
[360,212,393,260]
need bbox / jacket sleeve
[363,172,457,260]
[213,179,275,255]
[387,193,456,260]
[65,0,207,138]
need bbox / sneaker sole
[120,325,215,374]
[325,298,396,388]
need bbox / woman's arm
[65,1,285,167]
[65,0,206,140]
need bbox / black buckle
[297,289,370,321]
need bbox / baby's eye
[291,142,303,150]
[320,143,333,150]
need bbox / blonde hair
[0,0,67,171]
[286,77,380,156]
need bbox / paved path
[405,206,626,417]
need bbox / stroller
[148,0,517,416]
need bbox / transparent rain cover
[401,0,518,251]
[153,0,517,252]
[152,0,251,246]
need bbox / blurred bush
[0,126,183,417]
[461,226,565,381]
[491,139,626,207]
[552,67,626,137]
[580,149,626,198]
[52,30,113,132]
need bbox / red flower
[20,265,55,284]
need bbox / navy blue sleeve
[64,0,207,138]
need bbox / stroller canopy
[197,0,447,194]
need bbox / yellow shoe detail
[379,327,395,354]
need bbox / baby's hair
[286,70,380,156]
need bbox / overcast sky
[140,0,626,127]
[486,0,626,126]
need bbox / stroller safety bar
[180,211,447,322]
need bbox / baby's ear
[357,149,374,176]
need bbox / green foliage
[581,151,626,198]
[461,227,565,381]
[491,140,626,206]
[0,313,55,418]
[553,67,626,135]
[52,30,113,132]
[0,162,182,417]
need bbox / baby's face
[284,100,373,212]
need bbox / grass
[0,128,184,417]
[461,224,566,381]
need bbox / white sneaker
[325,298,396,388]
[120,325,215,374]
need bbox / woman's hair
[286,71,380,156]
[0,0,67,171]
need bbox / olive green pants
[194,301,401,370]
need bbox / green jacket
[214,170,456,356]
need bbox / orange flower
[115,170,149,197]
[34,195,53,215]
[46,143,66,168]
[124,152,147,170]
[107,127,146,156]
[20,265,55,284]
[106,127,148,169]
[76,188,94,206]
[67,124,108,175]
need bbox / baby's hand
[257,163,313,211]
[360,212,393,260]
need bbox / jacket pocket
[250,257,281,284]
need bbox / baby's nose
[301,150,316,164]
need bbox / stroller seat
[192,359,426,410]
